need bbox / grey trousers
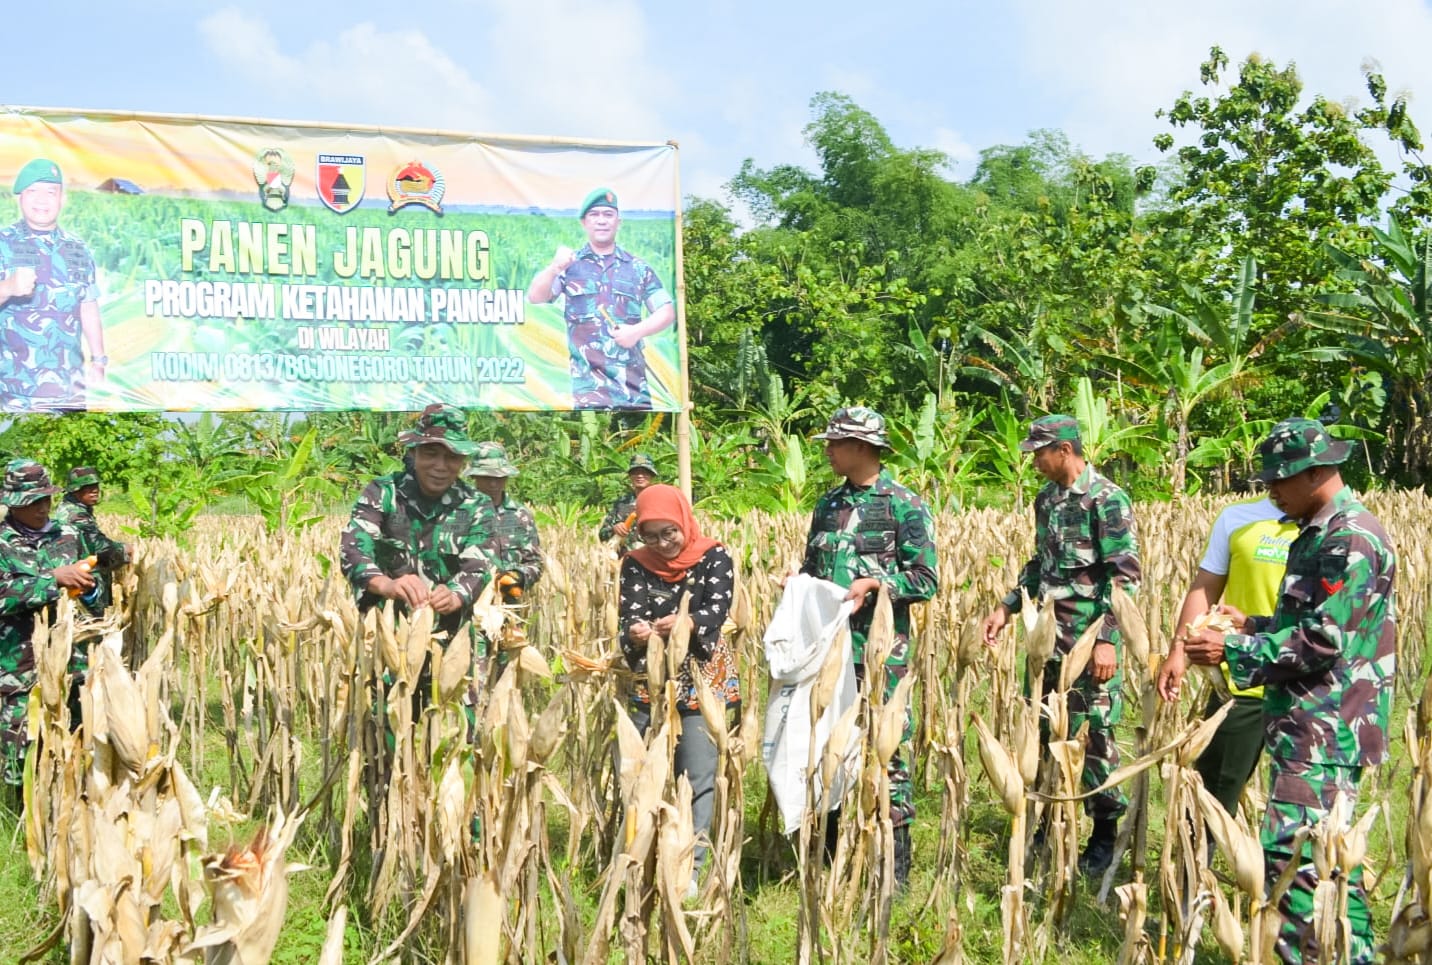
[629,704,726,865]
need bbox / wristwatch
[91,355,109,366]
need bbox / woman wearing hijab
[619,483,739,882]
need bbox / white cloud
[197,9,496,129]
[1008,0,1432,162]
[931,127,978,170]
[475,0,675,141]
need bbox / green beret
[579,187,618,219]
[13,158,63,195]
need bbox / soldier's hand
[845,577,882,613]
[612,325,643,349]
[981,606,1010,648]
[1155,644,1187,702]
[550,246,575,272]
[613,520,631,538]
[1213,603,1251,633]
[6,266,35,299]
[429,583,462,614]
[54,563,97,591]
[370,573,429,608]
[1091,641,1117,683]
[1184,627,1226,666]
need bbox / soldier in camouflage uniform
[339,405,498,642]
[1186,418,1395,965]
[466,442,543,603]
[52,467,130,616]
[526,188,675,410]
[981,414,1142,877]
[599,453,658,552]
[0,459,94,788]
[0,159,109,411]
[799,406,938,886]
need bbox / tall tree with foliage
[1150,47,1396,331]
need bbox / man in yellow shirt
[1157,495,1297,815]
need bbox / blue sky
[12,0,1432,207]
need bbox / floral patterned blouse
[619,544,740,709]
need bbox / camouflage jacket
[339,471,497,637]
[551,244,671,409]
[1224,486,1397,766]
[0,221,98,411]
[0,518,80,674]
[598,491,638,548]
[490,493,543,589]
[800,468,938,665]
[1002,463,1141,655]
[53,496,127,613]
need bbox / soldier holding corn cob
[1185,418,1395,965]
[981,414,1141,877]
[340,404,498,641]
[599,453,658,552]
[466,442,543,603]
[53,466,130,615]
[0,459,93,791]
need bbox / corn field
[11,491,1432,963]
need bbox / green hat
[2,458,60,507]
[1019,414,1081,452]
[13,158,62,195]
[397,404,478,456]
[813,406,889,449]
[468,441,519,478]
[66,466,101,491]
[627,453,658,476]
[1255,417,1352,482]
[579,187,618,219]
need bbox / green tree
[0,412,170,497]
[1151,47,1396,330]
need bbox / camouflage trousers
[0,668,35,786]
[855,658,915,829]
[1038,662,1128,821]
[1263,757,1372,965]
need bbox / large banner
[0,108,684,413]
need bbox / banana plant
[1313,216,1432,483]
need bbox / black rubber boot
[1078,817,1118,877]
[823,809,841,863]
[893,825,912,890]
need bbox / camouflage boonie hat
[468,441,519,478]
[813,406,890,449]
[1019,414,1082,452]
[397,404,479,456]
[1255,417,1352,482]
[627,454,658,476]
[13,158,62,195]
[579,187,618,218]
[2,458,60,507]
[66,466,101,491]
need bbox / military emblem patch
[387,160,445,214]
[317,154,365,214]
[252,148,295,212]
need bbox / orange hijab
[626,484,721,583]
